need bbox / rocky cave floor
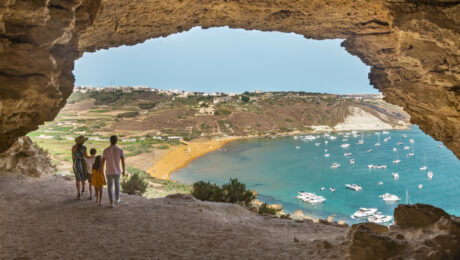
[0,173,349,259]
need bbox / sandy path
[0,173,348,259]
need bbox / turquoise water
[173,126,460,223]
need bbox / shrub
[117,111,139,118]
[241,95,250,102]
[138,102,157,110]
[191,181,225,202]
[121,172,148,195]
[222,178,255,206]
[258,203,277,215]
[214,109,232,116]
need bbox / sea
[172,126,460,224]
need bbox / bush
[241,95,250,102]
[191,181,225,202]
[258,203,277,215]
[214,109,232,116]
[138,102,157,110]
[191,178,255,206]
[222,178,255,206]
[121,172,148,195]
[117,111,139,118]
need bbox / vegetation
[138,102,158,110]
[214,108,232,116]
[121,172,148,195]
[191,178,255,206]
[117,111,139,118]
[258,203,277,215]
[241,95,250,102]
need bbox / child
[91,155,106,206]
[85,148,97,200]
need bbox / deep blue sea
[172,126,460,223]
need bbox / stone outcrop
[348,204,460,260]
[0,137,55,176]
[0,1,459,159]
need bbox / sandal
[77,193,81,200]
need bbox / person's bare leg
[99,187,103,206]
[81,180,86,193]
[88,181,93,199]
[76,181,81,199]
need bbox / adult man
[102,135,125,208]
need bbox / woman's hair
[92,155,102,170]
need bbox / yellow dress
[91,168,106,187]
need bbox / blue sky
[74,27,378,94]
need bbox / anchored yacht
[351,208,378,219]
[392,172,399,180]
[379,193,401,202]
[330,162,341,168]
[296,192,326,204]
[340,143,350,148]
[427,171,434,179]
[350,159,355,164]
[345,184,362,191]
[368,213,393,224]
[420,153,428,171]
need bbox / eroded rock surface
[0,1,459,158]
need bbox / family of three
[72,135,125,208]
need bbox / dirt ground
[0,173,349,259]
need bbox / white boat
[368,213,393,224]
[377,181,383,186]
[392,172,399,180]
[303,135,317,141]
[375,134,381,147]
[404,146,410,150]
[397,142,403,146]
[342,138,348,142]
[340,143,350,148]
[350,159,355,164]
[315,142,321,146]
[296,191,326,204]
[330,162,341,168]
[384,137,391,142]
[320,187,326,191]
[296,146,300,150]
[393,147,397,152]
[324,140,328,145]
[329,136,337,140]
[437,143,442,148]
[418,184,423,189]
[420,153,428,171]
[427,171,433,179]
[344,153,352,156]
[358,140,364,144]
[324,153,331,157]
[379,193,401,202]
[407,143,415,157]
[367,149,373,152]
[402,134,407,138]
[345,184,362,191]
[368,164,387,169]
[324,149,328,152]
[393,151,401,164]
[351,208,378,219]
[409,138,415,143]
[330,187,336,192]
[382,131,390,135]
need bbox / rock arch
[0,0,459,158]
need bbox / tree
[241,96,250,102]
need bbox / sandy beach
[147,136,242,180]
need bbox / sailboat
[358,132,364,144]
[393,151,401,164]
[407,143,415,157]
[420,153,427,171]
[375,134,381,147]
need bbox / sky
[74,27,378,94]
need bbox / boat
[379,193,401,202]
[324,149,328,152]
[397,142,403,146]
[427,171,433,179]
[350,159,355,164]
[404,146,410,150]
[320,187,326,191]
[377,181,383,186]
[382,131,390,135]
[409,138,415,143]
[420,153,428,171]
[437,143,442,148]
[330,187,336,192]
[368,213,393,224]
[329,136,337,140]
[296,146,300,150]
[324,140,328,145]
[351,208,378,219]
[303,135,317,141]
[367,149,373,152]
[392,172,399,180]
[418,184,423,189]
[384,137,391,142]
[407,143,415,157]
[368,164,387,169]
[324,153,331,157]
[393,151,401,164]
[315,142,321,146]
[358,133,364,144]
[393,147,397,152]
[296,192,326,204]
[345,184,362,191]
[402,134,407,138]
[375,134,381,147]
[331,162,341,168]
[344,153,352,156]
[340,143,350,148]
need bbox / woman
[72,135,89,200]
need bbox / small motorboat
[379,193,401,202]
[324,149,328,152]
[368,213,393,224]
[330,162,341,168]
[404,146,410,150]
[418,184,423,189]
[367,149,373,152]
[330,187,336,192]
[296,146,300,150]
[409,139,415,143]
[342,138,348,142]
[350,159,355,164]
[392,159,401,164]
[320,187,326,191]
[368,164,387,169]
[377,181,383,186]
[420,153,428,171]
[397,142,403,146]
[345,184,362,191]
[351,208,378,219]
[392,172,399,180]
[340,143,350,148]
[329,136,337,140]
[315,142,321,146]
[427,171,433,179]
[407,152,415,157]
[402,134,407,138]
[382,131,389,135]
[344,153,352,156]
[324,153,331,157]
[358,140,364,144]
[324,140,328,144]
[393,148,397,152]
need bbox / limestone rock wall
[0,0,459,158]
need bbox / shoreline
[147,125,411,181]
